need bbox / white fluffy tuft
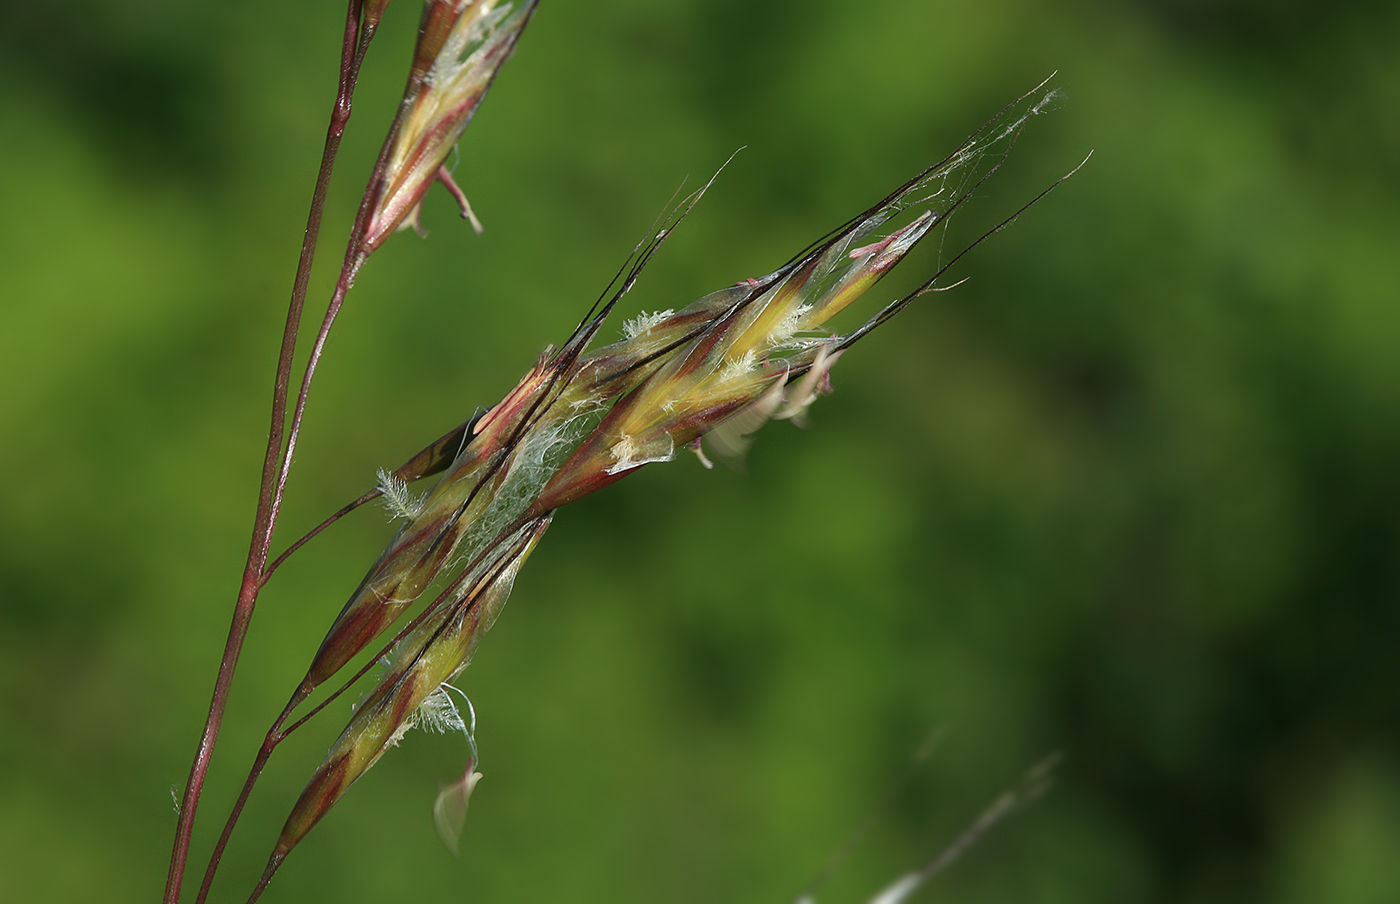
[377,468,427,521]
[622,309,675,339]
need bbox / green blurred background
[2,0,1397,901]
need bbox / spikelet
[304,349,584,688]
[273,516,549,861]
[362,0,539,250]
[534,208,938,508]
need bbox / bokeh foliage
[1,0,1397,902]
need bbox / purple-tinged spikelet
[363,0,538,250]
[275,516,549,858]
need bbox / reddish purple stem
[163,4,375,902]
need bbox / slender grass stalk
[164,4,376,900]
[862,756,1062,904]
